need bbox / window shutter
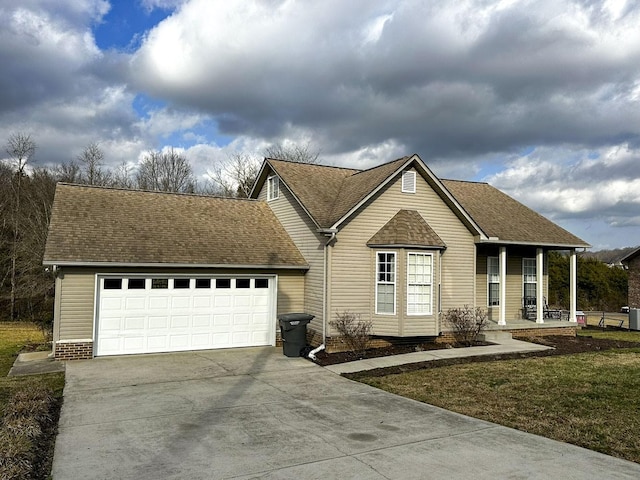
[402,171,416,193]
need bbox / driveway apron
[53,347,640,479]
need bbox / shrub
[444,306,488,346]
[330,311,372,357]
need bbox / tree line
[0,133,318,323]
[548,251,628,311]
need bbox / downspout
[309,229,337,360]
[438,249,443,332]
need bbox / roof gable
[367,210,446,249]
[260,159,356,227]
[252,155,588,248]
[44,184,308,267]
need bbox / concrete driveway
[53,347,640,479]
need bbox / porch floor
[485,318,578,331]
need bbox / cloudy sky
[1,0,639,250]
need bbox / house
[44,154,590,360]
[621,246,640,308]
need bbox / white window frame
[407,252,433,315]
[267,175,279,200]
[401,170,416,193]
[375,251,396,315]
[487,256,500,306]
[523,258,537,306]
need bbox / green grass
[358,348,640,463]
[0,323,64,415]
[578,328,640,342]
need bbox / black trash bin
[278,313,314,357]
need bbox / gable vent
[402,171,416,193]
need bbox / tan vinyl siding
[506,254,523,320]
[58,269,95,340]
[55,267,305,341]
[477,249,550,322]
[276,271,305,313]
[330,168,475,337]
[476,254,491,319]
[258,178,325,332]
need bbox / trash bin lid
[278,313,314,323]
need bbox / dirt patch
[341,335,640,379]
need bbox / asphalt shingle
[367,210,446,248]
[43,184,308,267]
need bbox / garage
[96,275,276,356]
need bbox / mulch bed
[310,340,458,366]
[310,335,640,378]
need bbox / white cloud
[3,0,640,248]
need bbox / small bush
[444,306,488,346]
[330,311,372,357]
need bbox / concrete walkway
[52,346,640,479]
[8,350,65,376]
[324,336,552,374]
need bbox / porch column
[569,249,577,322]
[536,248,544,323]
[499,246,507,325]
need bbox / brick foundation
[54,341,94,360]
[510,326,577,339]
[306,327,455,353]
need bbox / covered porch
[477,245,582,326]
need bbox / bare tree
[17,168,57,325]
[5,133,36,319]
[136,149,195,193]
[263,141,320,164]
[208,142,320,198]
[208,153,260,198]
[53,160,81,183]
[77,143,112,186]
[112,161,134,189]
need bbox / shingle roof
[267,157,409,227]
[265,159,357,227]
[263,156,589,248]
[44,184,308,267]
[621,246,640,264]
[442,180,590,247]
[367,210,446,248]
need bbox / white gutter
[42,261,310,270]
[476,239,591,249]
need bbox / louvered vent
[402,170,416,193]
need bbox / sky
[1,0,639,251]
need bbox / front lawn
[0,322,65,479]
[357,344,640,463]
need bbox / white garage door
[96,276,275,356]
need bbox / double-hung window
[376,252,396,314]
[267,175,279,200]
[487,256,500,306]
[523,258,536,305]
[407,253,432,315]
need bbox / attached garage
[44,184,308,360]
[96,275,276,356]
